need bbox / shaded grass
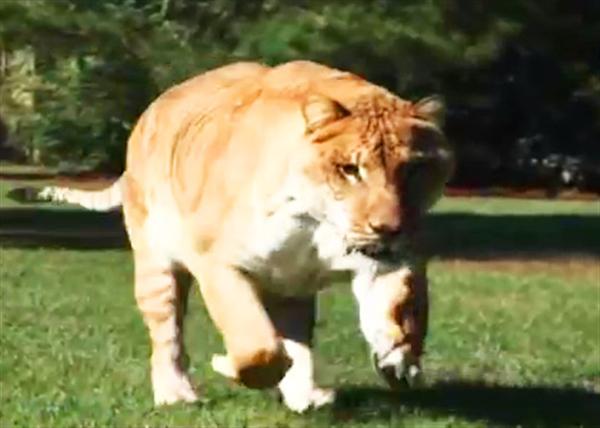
[1,197,598,258]
[426,197,600,260]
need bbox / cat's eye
[338,163,361,181]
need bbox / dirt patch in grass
[0,165,118,190]
[446,187,599,201]
[1,162,598,201]
[436,258,600,281]
[48,176,117,190]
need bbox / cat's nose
[369,218,402,236]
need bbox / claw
[405,364,424,388]
[372,349,423,390]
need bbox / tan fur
[40,61,453,410]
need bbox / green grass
[435,196,599,216]
[1,178,599,427]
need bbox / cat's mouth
[346,237,408,261]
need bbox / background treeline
[1,0,599,191]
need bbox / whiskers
[346,232,387,258]
[344,229,409,260]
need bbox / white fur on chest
[238,210,337,296]
[235,176,395,296]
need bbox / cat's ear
[302,94,349,133]
[412,95,446,127]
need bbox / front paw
[372,348,424,389]
[152,367,199,406]
[281,386,336,413]
[211,353,238,380]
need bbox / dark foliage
[1,0,598,190]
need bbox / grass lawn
[1,177,599,427]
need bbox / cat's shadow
[331,380,600,427]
